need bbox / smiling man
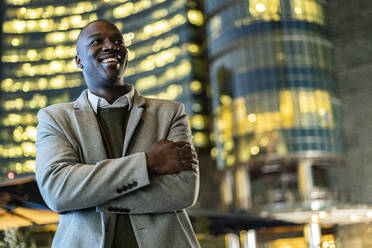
[35,20,200,248]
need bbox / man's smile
[98,54,122,65]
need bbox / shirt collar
[87,85,134,114]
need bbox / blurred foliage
[0,228,36,248]
[193,216,226,248]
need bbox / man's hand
[145,139,198,175]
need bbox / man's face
[75,21,128,90]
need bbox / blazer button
[116,188,123,194]
[133,181,138,187]
[108,207,114,211]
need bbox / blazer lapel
[72,90,107,163]
[123,90,146,156]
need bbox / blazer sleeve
[35,108,151,213]
[96,103,200,214]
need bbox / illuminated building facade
[0,0,210,181]
[206,0,343,212]
[205,0,345,246]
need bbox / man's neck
[89,85,131,104]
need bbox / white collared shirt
[87,85,135,114]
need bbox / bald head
[76,20,120,55]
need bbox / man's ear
[75,55,83,69]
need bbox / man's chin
[102,75,124,87]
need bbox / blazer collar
[73,88,146,110]
[73,88,146,160]
[123,89,146,155]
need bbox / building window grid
[213,88,341,165]
[0,1,208,178]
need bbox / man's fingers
[174,142,191,148]
[183,161,198,172]
[177,149,197,162]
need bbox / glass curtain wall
[206,0,343,211]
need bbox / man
[35,20,200,248]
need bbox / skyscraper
[204,0,345,246]
[1,1,98,179]
[0,0,210,183]
[206,0,343,212]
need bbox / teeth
[102,57,118,63]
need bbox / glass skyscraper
[0,0,210,181]
[206,0,343,211]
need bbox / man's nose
[102,39,117,51]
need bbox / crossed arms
[35,103,199,214]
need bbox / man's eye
[89,39,101,46]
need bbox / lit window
[192,103,202,112]
[46,32,66,43]
[134,60,191,90]
[220,95,232,105]
[210,16,222,40]
[3,98,24,111]
[299,91,317,113]
[26,49,38,61]
[22,142,36,157]
[137,14,186,41]
[14,20,26,32]
[188,43,201,54]
[249,0,280,21]
[26,20,37,30]
[6,0,30,6]
[190,81,202,93]
[256,3,266,12]
[24,160,36,172]
[11,38,20,46]
[193,132,208,147]
[152,8,168,19]
[248,113,257,123]
[279,90,294,128]
[136,76,157,91]
[165,84,183,100]
[250,146,260,155]
[226,155,235,166]
[191,115,205,129]
[315,90,333,127]
[70,15,83,28]
[69,30,80,41]
[187,10,204,26]
[113,2,134,18]
[40,19,52,31]
[19,7,26,14]
[291,0,325,25]
[55,6,66,15]
[123,32,135,47]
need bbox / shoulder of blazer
[38,89,89,120]
[38,101,75,121]
[143,96,183,111]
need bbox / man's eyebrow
[87,33,123,40]
[87,33,103,39]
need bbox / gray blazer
[35,89,200,248]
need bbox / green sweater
[96,107,138,248]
